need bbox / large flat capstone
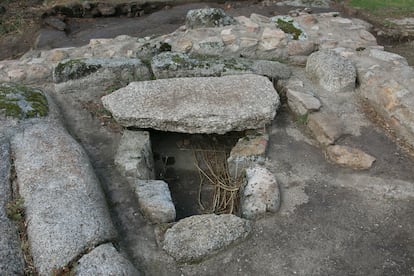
[102,74,279,134]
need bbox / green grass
[349,0,414,15]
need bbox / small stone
[97,3,116,16]
[44,17,67,31]
[195,37,225,56]
[134,180,176,224]
[172,38,193,53]
[75,243,140,276]
[259,27,287,51]
[307,112,344,145]
[239,36,259,49]
[186,8,236,29]
[241,165,281,219]
[163,214,252,263]
[221,29,237,45]
[287,40,316,56]
[359,30,377,42]
[325,145,376,170]
[45,49,69,62]
[227,131,269,179]
[306,50,356,92]
[250,13,270,24]
[287,89,321,116]
[369,49,408,65]
[115,130,155,181]
[236,16,260,32]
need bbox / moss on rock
[54,59,102,83]
[0,82,48,119]
[274,17,305,40]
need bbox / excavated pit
[150,130,243,220]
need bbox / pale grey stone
[307,112,344,145]
[163,214,252,262]
[227,130,269,179]
[115,130,155,180]
[306,50,356,92]
[325,145,376,170]
[102,74,279,134]
[75,243,140,276]
[11,122,116,275]
[0,217,25,276]
[53,57,151,84]
[0,138,11,217]
[0,139,25,276]
[251,60,291,80]
[151,52,291,80]
[369,49,408,65]
[241,165,281,219]
[287,89,321,116]
[134,180,176,224]
[44,17,67,31]
[186,8,236,29]
[276,0,331,8]
[97,3,116,16]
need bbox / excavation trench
[150,130,244,220]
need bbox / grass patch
[0,13,24,35]
[6,197,25,221]
[296,113,308,125]
[349,0,414,16]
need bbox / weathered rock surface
[115,130,155,181]
[306,50,356,92]
[186,8,236,29]
[75,243,140,276]
[348,48,414,149]
[389,17,414,36]
[151,52,291,80]
[0,138,25,276]
[11,122,116,275]
[307,112,344,145]
[277,0,331,8]
[325,145,376,170]
[44,17,67,31]
[102,74,280,134]
[53,57,151,88]
[163,214,252,263]
[241,165,281,219]
[287,89,321,116]
[227,130,269,179]
[134,180,176,224]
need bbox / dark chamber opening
[150,130,242,220]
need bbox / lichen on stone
[0,82,48,119]
[272,16,307,40]
[54,59,102,83]
[186,8,236,29]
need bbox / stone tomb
[109,74,282,221]
[109,74,282,262]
